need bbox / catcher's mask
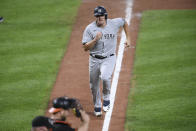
[49,97,71,114]
[94,6,108,19]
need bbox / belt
[90,54,114,59]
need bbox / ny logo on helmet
[98,9,102,13]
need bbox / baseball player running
[82,6,130,117]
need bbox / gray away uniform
[82,18,125,108]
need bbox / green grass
[0,0,80,130]
[125,10,196,131]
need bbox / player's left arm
[123,21,131,48]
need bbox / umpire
[48,96,90,131]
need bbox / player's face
[96,15,106,27]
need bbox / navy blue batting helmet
[94,6,108,19]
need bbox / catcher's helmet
[94,6,108,19]
[53,97,71,110]
[49,97,71,113]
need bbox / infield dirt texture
[46,0,196,131]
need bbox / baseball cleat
[94,111,102,117]
[103,100,110,112]
[94,107,102,117]
[103,104,110,112]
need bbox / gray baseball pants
[89,55,116,108]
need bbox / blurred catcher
[48,96,90,131]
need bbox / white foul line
[102,0,133,131]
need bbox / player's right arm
[82,26,102,52]
[83,32,102,51]
[83,38,96,52]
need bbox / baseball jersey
[82,18,125,56]
[53,121,76,131]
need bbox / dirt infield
[46,0,196,130]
